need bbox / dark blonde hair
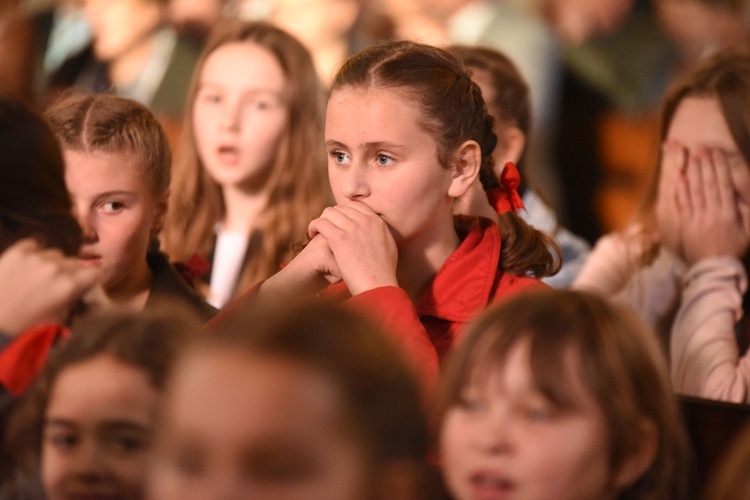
[5,305,200,486]
[161,19,331,297]
[437,289,690,500]
[0,98,81,255]
[44,92,171,197]
[331,40,560,278]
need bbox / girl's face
[42,354,158,500]
[85,0,165,62]
[65,150,165,296]
[440,339,621,500]
[193,42,289,192]
[665,96,750,205]
[325,87,460,246]
[148,349,371,500]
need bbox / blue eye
[376,154,393,166]
[331,151,350,164]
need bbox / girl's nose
[338,161,370,200]
[74,206,97,243]
[219,101,241,132]
[472,408,513,455]
[69,441,109,480]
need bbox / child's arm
[347,286,439,390]
[670,257,750,403]
[224,234,340,315]
[670,147,750,403]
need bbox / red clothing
[214,217,546,388]
[325,217,546,385]
[0,324,69,396]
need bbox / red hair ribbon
[486,162,525,214]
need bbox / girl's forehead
[464,338,593,405]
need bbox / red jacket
[0,324,69,396]
[325,217,546,386]
[215,217,546,388]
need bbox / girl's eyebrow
[325,140,407,151]
[44,418,76,429]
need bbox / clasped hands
[281,200,399,297]
[656,140,750,265]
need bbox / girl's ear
[448,140,481,199]
[497,126,525,166]
[612,418,659,492]
[151,189,170,235]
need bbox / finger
[343,200,379,216]
[7,237,42,254]
[676,167,691,218]
[738,198,750,237]
[712,149,735,211]
[315,205,369,231]
[660,141,686,208]
[686,153,705,216]
[701,149,721,211]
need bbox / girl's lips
[469,471,515,500]
[78,254,102,267]
[216,145,240,165]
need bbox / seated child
[3,305,201,498]
[219,40,561,389]
[438,289,690,500]
[44,92,216,320]
[161,19,331,309]
[448,44,591,288]
[148,300,431,499]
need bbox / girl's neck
[108,36,157,90]
[221,185,270,234]
[106,260,153,310]
[396,217,460,302]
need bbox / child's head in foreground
[6,304,199,499]
[44,92,171,305]
[148,300,430,500]
[437,289,689,500]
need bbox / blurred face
[42,355,158,500]
[325,87,457,246]
[65,149,165,296]
[193,42,289,192]
[85,0,165,62]
[665,96,750,205]
[548,0,633,44]
[148,349,371,500]
[440,340,619,500]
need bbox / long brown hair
[161,19,331,298]
[437,289,690,500]
[330,40,559,278]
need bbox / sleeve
[0,324,69,396]
[346,286,439,391]
[573,230,645,295]
[573,229,683,334]
[670,257,750,403]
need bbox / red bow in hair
[486,162,525,214]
